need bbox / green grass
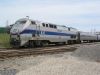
[0,33,11,48]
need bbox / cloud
[0,0,100,31]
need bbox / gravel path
[17,58,100,75]
[0,43,100,75]
[72,43,100,62]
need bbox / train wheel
[62,42,66,45]
[55,42,60,46]
[68,40,71,44]
[29,41,35,48]
[40,41,49,47]
[35,41,43,47]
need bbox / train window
[42,23,45,27]
[46,24,48,27]
[49,24,53,28]
[18,20,26,24]
[71,35,76,38]
[54,25,57,29]
[31,21,36,25]
[68,28,70,31]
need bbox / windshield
[15,20,26,24]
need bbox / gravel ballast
[72,43,100,62]
[0,43,100,75]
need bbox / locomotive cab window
[16,20,26,24]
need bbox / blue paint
[20,29,76,36]
[45,31,74,36]
[20,30,36,34]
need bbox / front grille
[10,38,20,46]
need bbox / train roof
[15,18,38,22]
[15,18,77,30]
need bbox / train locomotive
[10,18,99,48]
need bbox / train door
[34,22,42,46]
[77,32,81,43]
[40,23,46,40]
[36,22,40,39]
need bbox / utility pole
[90,24,93,33]
[6,20,8,26]
[6,20,9,33]
[94,28,96,34]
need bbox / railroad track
[0,42,99,59]
[0,45,77,59]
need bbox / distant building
[95,32,100,35]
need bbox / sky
[0,0,100,32]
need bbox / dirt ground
[0,43,100,75]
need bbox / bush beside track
[0,27,6,33]
[0,27,11,48]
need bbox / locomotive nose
[10,27,21,48]
[12,28,20,34]
[10,24,23,34]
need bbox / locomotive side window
[31,21,36,25]
[20,21,26,24]
[49,24,53,28]
[42,23,57,29]
[54,25,57,29]
[68,28,70,31]
[42,23,45,27]
[49,24,57,29]
[71,35,76,38]
[46,24,48,27]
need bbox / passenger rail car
[97,35,100,41]
[79,32,97,42]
